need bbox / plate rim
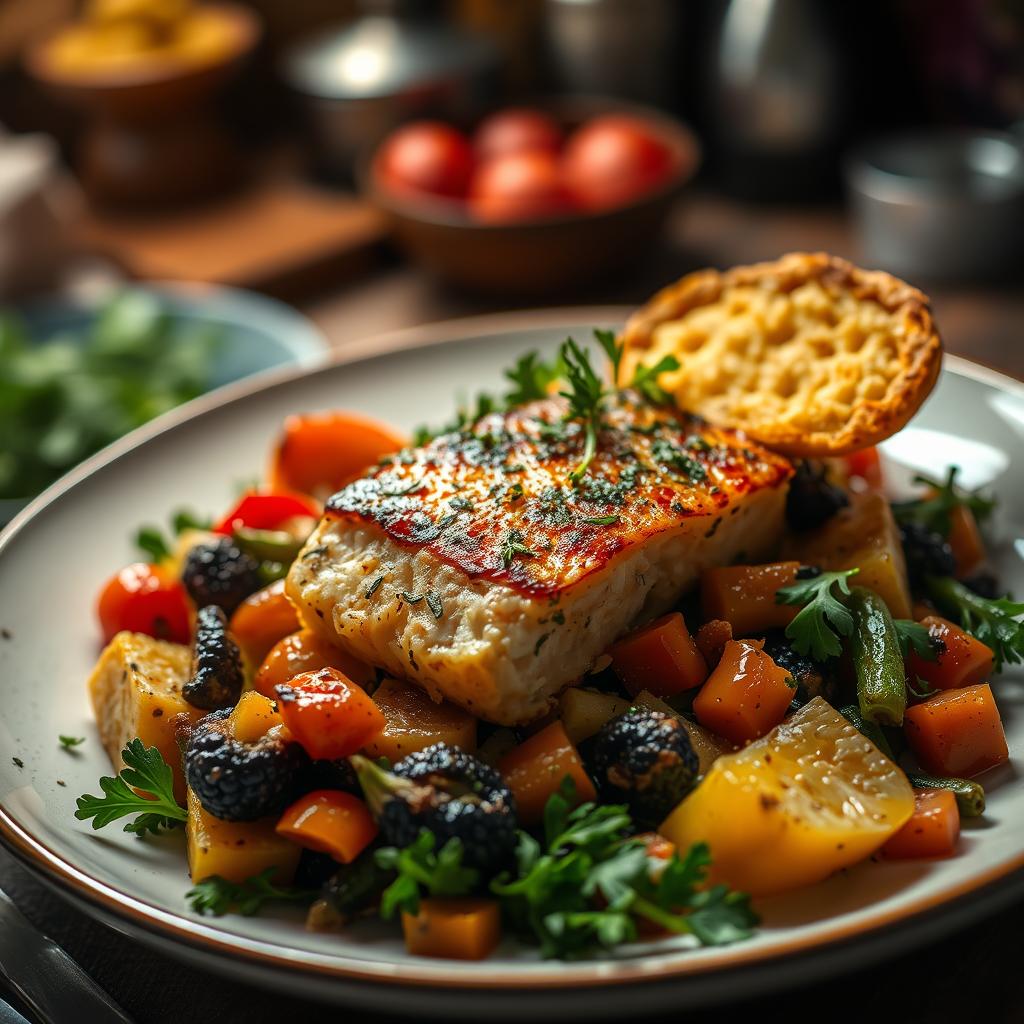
[2,307,1023,992]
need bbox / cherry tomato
[96,562,191,645]
[373,121,474,199]
[473,108,563,161]
[469,151,573,224]
[562,115,676,211]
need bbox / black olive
[786,461,849,531]
[182,537,262,616]
[183,605,244,711]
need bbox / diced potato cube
[87,631,205,802]
[783,492,912,620]
[559,688,631,744]
[363,678,476,762]
[186,790,301,884]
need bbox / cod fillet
[287,392,792,725]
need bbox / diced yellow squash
[87,631,205,802]
[632,689,733,774]
[186,790,301,885]
[782,491,912,620]
[229,691,282,744]
[659,698,914,895]
[559,688,632,744]
[363,678,477,762]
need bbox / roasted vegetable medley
[75,334,1022,962]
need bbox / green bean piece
[907,773,986,818]
[839,704,896,761]
[848,587,907,727]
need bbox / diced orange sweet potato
[499,721,595,825]
[186,789,302,885]
[908,616,994,692]
[607,612,707,697]
[401,898,501,960]
[700,562,800,636]
[882,788,960,859]
[947,504,986,577]
[254,628,374,697]
[363,677,477,762]
[276,790,378,864]
[904,683,1008,778]
[692,639,795,746]
[229,580,300,669]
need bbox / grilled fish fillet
[287,392,792,725]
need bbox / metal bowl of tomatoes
[362,97,701,295]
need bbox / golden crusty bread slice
[618,252,942,457]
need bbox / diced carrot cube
[883,788,960,859]
[947,504,986,577]
[276,790,378,864]
[904,683,1008,778]
[254,628,375,698]
[700,562,800,637]
[498,721,596,825]
[692,639,795,746]
[401,898,501,960]
[229,580,300,668]
[908,616,994,691]
[607,612,707,698]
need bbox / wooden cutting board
[73,180,387,297]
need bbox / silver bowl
[845,131,1024,282]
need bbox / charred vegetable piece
[184,708,306,821]
[762,631,833,707]
[590,710,698,828]
[899,522,956,586]
[307,848,394,930]
[182,537,262,616]
[785,460,849,531]
[353,745,517,872]
[183,606,244,710]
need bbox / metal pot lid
[282,13,497,101]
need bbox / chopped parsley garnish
[401,592,424,605]
[776,569,860,660]
[650,438,707,483]
[376,832,479,918]
[449,496,474,512]
[583,514,620,526]
[893,619,938,660]
[426,592,444,619]
[560,337,606,485]
[925,576,1024,672]
[593,328,624,384]
[59,735,85,751]
[506,482,525,502]
[504,351,562,406]
[892,466,995,538]
[501,529,537,569]
[186,868,314,917]
[75,739,187,835]
[365,575,385,598]
[630,355,681,404]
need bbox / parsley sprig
[375,832,480,918]
[893,618,938,660]
[925,575,1024,672]
[492,781,757,958]
[776,569,859,660]
[187,868,314,916]
[631,355,681,404]
[75,739,187,835]
[892,466,995,538]
[559,338,606,485]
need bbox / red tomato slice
[275,667,385,760]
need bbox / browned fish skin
[326,392,793,598]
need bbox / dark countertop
[4,191,1023,1024]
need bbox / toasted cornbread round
[619,252,942,457]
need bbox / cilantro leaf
[893,619,938,660]
[630,355,681,404]
[75,738,187,835]
[925,575,1024,672]
[187,868,314,917]
[375,831,479,918]
[776,568,859,660]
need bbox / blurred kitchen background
[1,0,1023,512]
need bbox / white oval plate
[1,310,1023,1018]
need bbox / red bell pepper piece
[213,491,320,535]
[275,666,385,760]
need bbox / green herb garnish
[426,592,444,619]
[504,351,562,406]
[75,739,187,835]
[186,868,314,917]
[776,569,860,660]
[892,466,995,537]
[630,355,681,404]
[59,735,85,751]
[559,337,606,486]
[501,529,537,569]
[583,514,620,526]
[925,576,1024,672]
[893,619,938,660]
[375,832,479,918]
